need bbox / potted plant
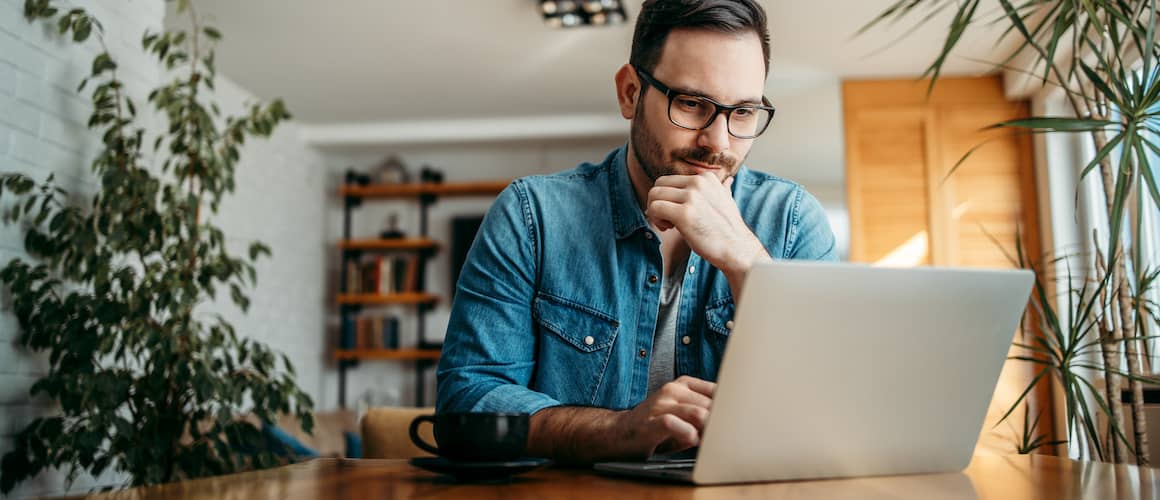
[0,0,314,492]
[863,0,1160,464]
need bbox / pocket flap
[705,297,735,336]
[533,294,619,353]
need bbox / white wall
[0,0,326,496]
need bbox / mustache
[672,148,737,169]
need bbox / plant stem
[1091,102,1150,466]
[1095,241,1128,462]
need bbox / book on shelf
[348,315,401,349]
[403,255,420,293]
[345,260,361,294]
[343,255,421,295]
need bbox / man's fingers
[677,376,717,398]
[670,387,713,409]
[647,186,689,204]
[646,200,685,228]
[653,174,696,188]
[658,379,712,408]
[657,413,700,451]
[654,171,720,188]
[660,402,710,433]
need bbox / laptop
[594,261,1034,485]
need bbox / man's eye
[734,108,755,118]
[676,98,705,110]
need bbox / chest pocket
[532,293,619,404]
[703,297,736,362]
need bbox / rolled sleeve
[472,384,561,415]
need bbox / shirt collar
[608,144,651,240]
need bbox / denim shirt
[435,145,837,415]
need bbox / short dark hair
[630,0,771,76]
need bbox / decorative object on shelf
[375,155,411,184]
[0,1,314,493]
[380,213,405,240]
[419,165,444,184]
[541,0,628,28]
[344,168,371,186]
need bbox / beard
[630,101,741,182]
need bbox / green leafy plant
[0,0,313,492]
[863,0,1160,464]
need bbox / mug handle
[409,415,441,455]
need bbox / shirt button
[638,349,647,358]
[584,336,595,346]
[682,335,691,345]
[647,275,658,284]
[644,232,654,240]
[725,320,735,330]
[689,265,695,275]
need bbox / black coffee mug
[409,412,529,462]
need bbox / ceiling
[166,1,1023,125]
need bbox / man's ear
[614,64,641,120]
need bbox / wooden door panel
[846,108,932,264]
[938,103,1038,270]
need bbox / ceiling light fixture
[541,0,628,28]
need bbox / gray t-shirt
[647,262,686,395]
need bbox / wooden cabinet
[335,180,509,407]
[843,76,1052,455]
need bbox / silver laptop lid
[692,261,1033,485]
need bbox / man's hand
[618,375,717,456]
[527,376,716,463]
[645,172,772,297]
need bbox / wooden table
[58,455,1160,499]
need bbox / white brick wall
[0,0,325,497]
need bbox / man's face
[630,28,767,184]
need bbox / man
[436,0,836,464]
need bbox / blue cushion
[262,424,320,459]
[344,431,363,459]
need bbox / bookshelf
[336,179,509,408]
[336,293,440,306]
[338,238,439,252]
[339,181,511,199]
[333,348,442,362]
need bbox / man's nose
[697,112,732,154]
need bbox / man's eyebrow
[669,85,764,106]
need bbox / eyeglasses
[635,68,775,139]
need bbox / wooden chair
[360,407,436,459]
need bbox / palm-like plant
[863,0,1160,464]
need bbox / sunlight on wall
[871,201,974,267]
[873,231,929,267]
